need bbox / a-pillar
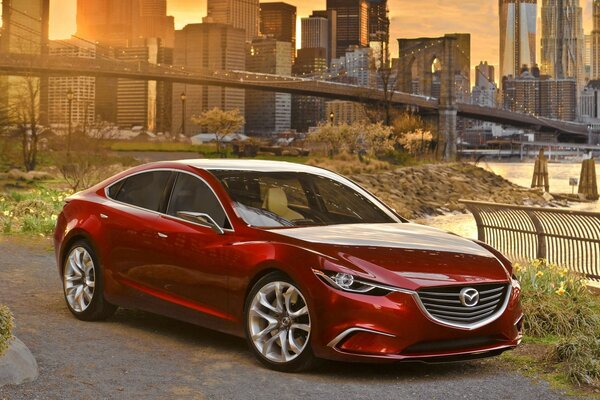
[439,106,458,160]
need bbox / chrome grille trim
[414,283,512,330]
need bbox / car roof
[171,159,334,175]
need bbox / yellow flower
[555,287,566,296]
[536,271,544,278]
[2,210,9,217]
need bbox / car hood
[266,223,510,289]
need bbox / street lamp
[66,88,74,157]
[180,91,187,136]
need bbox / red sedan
[54,160,522,371]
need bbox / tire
[245,272,316,372]
[62,240,117,321]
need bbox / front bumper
[309,282,523,363]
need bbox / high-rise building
[259,2,296,63]
[0,0,50,124]
[302,10,337,66]
[47,39,96,128]
[503,67,577,120]
[245,38,292,135]
[207,0,259,41]
[499,0,537,82]
[591,1,600,79]
[325,100,367,124]
[472,61,498,107]
[292,48,328,132]
[115,38,170,131]
[367,0,389,66]
[330,46,376,87]
[326,0,368,59]
[586,33,592,80]
[579,80,600,121]
[76,0,174,46]
[172,23,246,135]
[540,0,585,90]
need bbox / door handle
[157,232,168,238]
[100,213,108,219]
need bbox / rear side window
[109,171,172,212]
[167,173,230,229]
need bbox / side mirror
[176,211,225,235]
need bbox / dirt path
[0,237,587,400]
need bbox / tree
[10,76,45,171]
[393,113,434,158]
[191,108,245,156]
[308,121,395,159]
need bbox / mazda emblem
[459,288,480,307]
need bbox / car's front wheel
[245,272,315,372]
[63,241,117,321]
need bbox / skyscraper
[259,2,296,63]
[172,23,246,135]
[472,61,498,107]
[499,0,537,82]
[326,0,368,58]
[367,0,389,66]
[47,38,96,128]
[76,0,174,46]
[302,10,337,66]
[245,38,292,135]
[591,0,600,79]
[0,0,50,124]
[292,48,328,132]
[540,0,585,90]
[207,0,260,41]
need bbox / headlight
[312,269,396,295]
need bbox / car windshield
[210,170,399,228]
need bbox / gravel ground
[0,236,589,400]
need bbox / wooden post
[578,158,599,200]
[531,148,550,192]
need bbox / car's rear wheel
[63,241,117,321]
[245,272,315,372]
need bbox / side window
[112,171,172,212]
[167,173,229,229]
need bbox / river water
[418,161,600,239]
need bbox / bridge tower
[397,34,470,160]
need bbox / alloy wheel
[64,247,96,313]
[248,281,311,363]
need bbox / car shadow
[106,308,495,382]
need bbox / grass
[512,259,600,390]
[0,187,71,236]
[0,304,13,357]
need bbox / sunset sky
[11,0,600,75]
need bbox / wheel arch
[59,229,101,274]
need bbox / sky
[18,0,600,76]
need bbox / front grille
[417,283,509,327]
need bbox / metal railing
[461,200,600,280]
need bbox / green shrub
[514,259,599,337]
[0,304,14,356]
[515,259,600,388]
[0,188,69,236]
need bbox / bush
[514,259,599,337]
[0,304,14,357]
[0,188,70,236]
[515,259,600,387]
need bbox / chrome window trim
[104,167,235,233]
[327,327,396,349]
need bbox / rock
[0,337,38,387]
[542,192,554,202]
[7,169,28,181]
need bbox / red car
[54,160,522,371]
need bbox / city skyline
[1,0,596,76]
